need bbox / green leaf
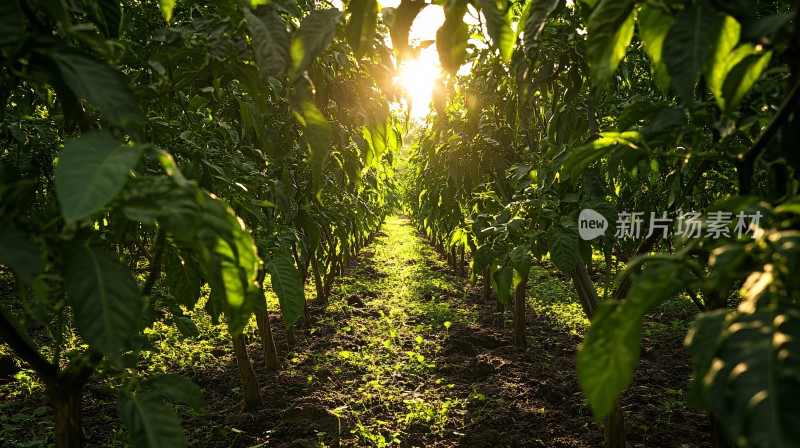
[586,0,635,86]
[662,3,721,102]
[685,309,728,406]
[521,0,560,62]
[436,1,469,75]
[367,109,388,165]
[205,211,260,335]
[0,227,42,284]
[119,393,187,448]
[63,245,143,363]
[49,51,144,128]
[577,302,639,418]
[244,7,290,78]
[561,132,638,182]
[547,227,578,275]
[638,5,674,93]
[492,265,513,307]
[0,1,24,47]
[509,245,532,283]
[267,251,306,328]
[290,8,343,80]
[173,316,200,338]
[96,0,122,38]
[720,49,771,113]
[164,248,202,308]
[704,14,740,105]
[578,261,692,419]
[346,0,379,58]
[159,0,176,22]
[291,92,332,202]
[385,0,428,59]
[702,305,800,446]
[143,375,205,412]
[476,0,514,62]
[471,244,494,277]
[55,132,143,223]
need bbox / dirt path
[1,216,710,447]
[191,216,709,447]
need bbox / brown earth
[1,222,710,448]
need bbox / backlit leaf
[492,265,513,306]
[704,14,740,104]
[291,92,332,202]
[720,49,771,113]
[436,0,469,74]
[346,0,380,58]
[144,374,205,412]
[476,0,514,62]
[638,5,674,93]
[164,248,202,309]
[586,0,635,86]
[700,305,800,446]
[385,0,428,59]
[159,0,176,22]
[290,8,343,80]
[521,0,560,62]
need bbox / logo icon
[579,209,608,240]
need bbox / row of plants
[0,0,404,446]
[400,0,800,446]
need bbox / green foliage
[694,306,800,446]
[578,261,696,418]
[290,9,343,80]
[142,374,206,412]
[586,0,635,86]
[0,229,42,284]
[55,133,143,223]
[385,0,428,59]
[267,251,306,328]
[5,0,800,446]
[164,248,202,309]
[403,1,800,442]
[637,5,673,93]
[291,91,333,201]
[1,0,400,444]
[244,7,291,78]
[547,227,578,275]
[0,1,24,46]
[346,0,380,58]
[62,245,144,364]
[49,52,144,129]
[436,0,469,74]
[476,0,514,62]
[521,0,561,61]
[119,393,187,448]
[159,0,177,22]
[492,265,513,306]
[662,3,720,102]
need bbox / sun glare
[397,47,442,119]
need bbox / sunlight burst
[396,47,442,119]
